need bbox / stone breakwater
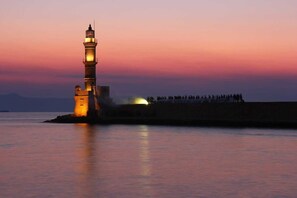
[46,102,297,128]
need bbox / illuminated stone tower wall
[84,25,97,91]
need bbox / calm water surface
[0,112,297,198]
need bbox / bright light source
[85,38,94,43]
[133,97,149,105]
[86,54,94,61]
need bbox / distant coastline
[0,93,73,112]
[0,110,9,112]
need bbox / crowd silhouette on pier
[147,94,244,104]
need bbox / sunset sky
[1,0,297,101]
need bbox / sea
[0,112,297,198]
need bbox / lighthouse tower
[84,24,97,91]
[73,24,99,117]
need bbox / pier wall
[103,102,297,123]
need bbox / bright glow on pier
[133,98,149,105]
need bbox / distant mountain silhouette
[0,93,74,112]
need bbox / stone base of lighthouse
[74,85,111,117]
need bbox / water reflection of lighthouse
[77,124,98,197]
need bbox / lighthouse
[73,24,112,118]
[73,24,99,117]
[84,24,97,91]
